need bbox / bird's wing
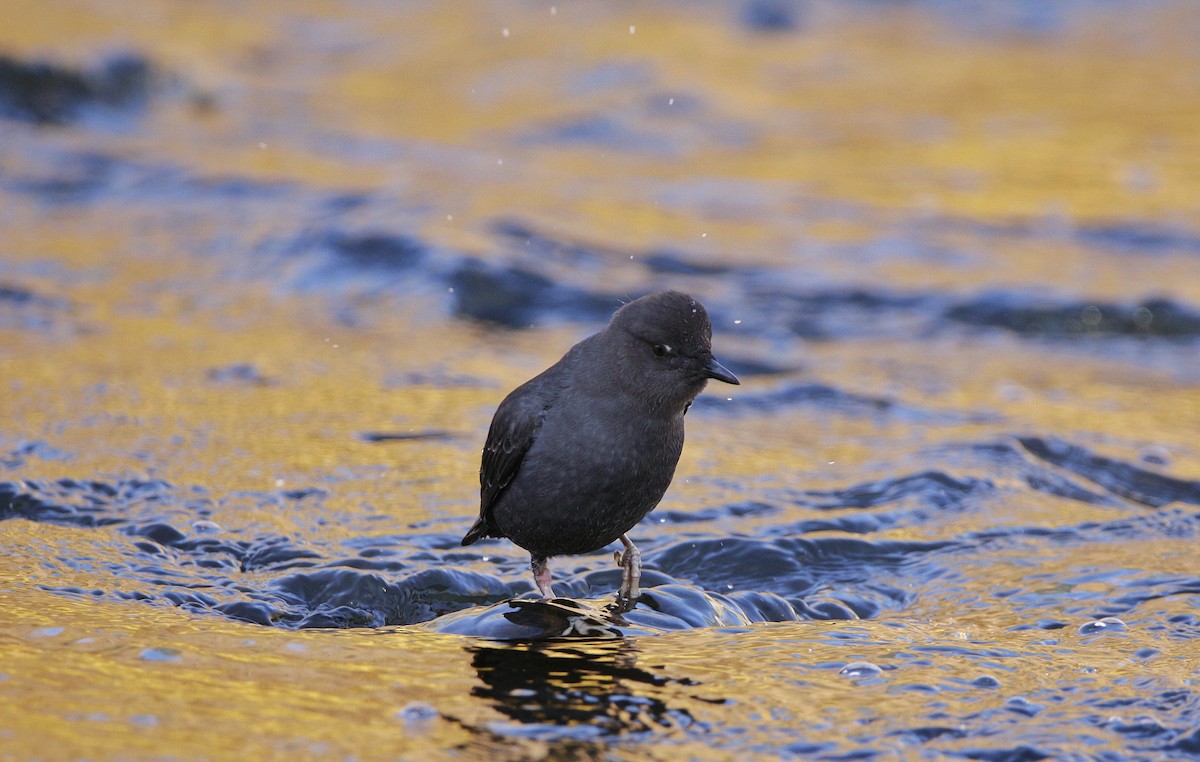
[462,383,554,544]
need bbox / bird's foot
[613,534,642,611]
[532,556,557,599]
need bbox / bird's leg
[615,534,642,607]
[531,555,556,599]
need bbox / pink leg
[531,556,556,599]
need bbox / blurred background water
[2,0,1199,758]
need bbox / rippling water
[3,1,1200,758]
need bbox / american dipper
[461,290,739,608]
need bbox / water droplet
[1133,305,1153,329]
[140,647,182,663]
[1139,444,1170,465]
[839,661,883,678]
[1079,616,1127,635]
[30,627,65,638]
[396,701,439,725]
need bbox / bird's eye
[652,343,671,357]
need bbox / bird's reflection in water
[467,638,704,737]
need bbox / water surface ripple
[3,1,1200,759]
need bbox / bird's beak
[704,356,740,385]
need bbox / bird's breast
[543,395,684,481]
[492,398,686,555]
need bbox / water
[2,0,1200,758]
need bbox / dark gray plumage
[461,290,739,608]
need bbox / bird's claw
[614,534,642,611]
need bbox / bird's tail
[461,515,492,546]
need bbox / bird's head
[607,290,739,413]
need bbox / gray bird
[461,290,739,609]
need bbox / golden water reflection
[2,0,1200,759]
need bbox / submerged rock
[0,52,154,125]
[423,584,802,640]
[448,257,621,328]
[945,293,1200,339]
